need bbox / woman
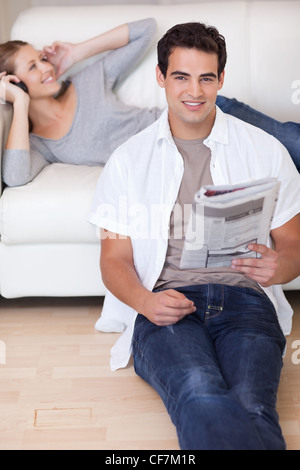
[0,18,161,187]
[0,18,299,187]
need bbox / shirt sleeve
[103,18,157,90]
[2,147,49,187]
[88,146,129,236]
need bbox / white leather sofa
[0,1,299,298]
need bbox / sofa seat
[0,163,102,245]
[0,163,105,298]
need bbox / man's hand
[231,243,279,287]
[231,215,300,287]
[141,289,196,326]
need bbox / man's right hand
[141,289,196,326]
[100,230,196,327]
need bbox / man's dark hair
[157,22,227,79]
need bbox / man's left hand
[231,243,279,287]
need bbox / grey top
[155,136,262,293]
[2,18,161,187]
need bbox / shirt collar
[157,105,229,146]
[205,105,229,146]
[157,107,174,144]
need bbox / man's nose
[187,79,203,97]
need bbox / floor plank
[0,292,299,450]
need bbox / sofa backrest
[10,2,300,120]
[1,1,300,189]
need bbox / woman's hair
[0,39,70,101]
[0,40,28,74]
[157,22,227,79]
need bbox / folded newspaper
[180,177,280,269]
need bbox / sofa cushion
[0,163,102,244]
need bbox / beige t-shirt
[155,136,262,293]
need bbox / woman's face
[13,44,60,98]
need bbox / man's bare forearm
[100,232,196,326]
[100,250,152,315]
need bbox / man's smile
[183,100,205,109]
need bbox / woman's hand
[1,72,30,152]
[43,42,77,78]
[0,72,29,105]
[43,24,130,79]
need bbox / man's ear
[218,70,225,91]
[156,65,166,88]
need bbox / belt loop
[206,284,224,317]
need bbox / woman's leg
[216,96,300,172]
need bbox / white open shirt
[89,107,300,371]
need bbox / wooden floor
[0,290,300,450]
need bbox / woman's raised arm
[43,23,130,78]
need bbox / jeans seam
[132,334,180,421]
[205,285,224,321]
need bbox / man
[89,22,300,450]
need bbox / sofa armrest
[0,103,13,195]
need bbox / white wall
[1,0,298,42]
[1,0,31,42]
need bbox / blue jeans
[216,96,300,172]
[132,284,286,450]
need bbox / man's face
[156,47,224,139]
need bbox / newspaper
[180,177,280,269]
